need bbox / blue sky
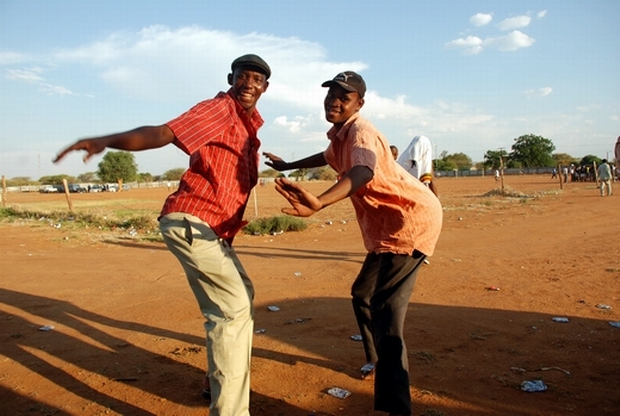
[1,0,618,179]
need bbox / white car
[39,185,58,193]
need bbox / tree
[6,177,35,186]
[308,166,338,181]
[259,168,281,178]
[97,151,138,183]
[483,149,509,170]
[509,134,555,168]
[138,172,154,182]
[435,152,472,171]
[434,157,456,171]
[579,155,602,166]
[552,153,577,167]
[39,174,75,185]
[77,172,98,182]
[289,169,308,181]
[162,168,185,181]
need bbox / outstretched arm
[263,151,327,171]
[54,125,175,163]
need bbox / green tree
[259,168,281,178]
[483,149,509,170]
[579,155,602,166]
[308,166,338,181]
[552,153,577,167]
[436,152,472,170]
[39,174,75,185]
[77,172,98,182]
[6,177,35,186]
[434,158,457,171]
[97,151,138,183]
[509,134,555,167]
[138,172,154,182]
[162,168,185,181]
[289,169,308,181]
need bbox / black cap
[231,54,271,79]
[322,71,366,98]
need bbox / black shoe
[202,388,211,401]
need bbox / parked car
[67,184,85,193]
[89,184,104,193]
[39,185,58,193]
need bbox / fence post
[62,178,73,212]
[1,175,6,207]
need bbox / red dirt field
[1,175,618,415]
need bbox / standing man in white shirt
[397,135,437,196]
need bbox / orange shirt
[324,113,442,256]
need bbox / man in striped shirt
[264,71,443,416]
[54,54,270,416]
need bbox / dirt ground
[1,175,618,416]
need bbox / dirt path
[1,175,618,415]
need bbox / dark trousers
[351,250,426,415]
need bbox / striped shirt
[324,113,443,256]
[160,89,263,242]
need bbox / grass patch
[242,215,307,235]
[0,206,158,233]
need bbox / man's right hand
[54,138,107,163]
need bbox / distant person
[54,54,271,416]
[390,145,399,160]
[615,136,620,180]
[562,166,569,183]
[550,167,557,179]
[397,135,437,196]
[264,71,442,416]
[494,169,500,182]
[597,159,613,196]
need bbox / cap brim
[321,80,357,92]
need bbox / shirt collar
[225,89,265,129]
[327,112,360,142]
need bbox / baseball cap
[231,54,271,79]
[322,71,366,98]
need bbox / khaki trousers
[160,213,254,416]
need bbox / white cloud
[484,30,535,52]
[446,30,534,54]
[5,66,74,95]
[537,10,547,19]
[6,67,45,82]
[273,115,313,133]
[497,15,532,31]
[47,25,367,107]
[470,13,493,27]
[39,83,74,96]
[524,87,553,97]
[444,36,484,55]
[0,51,28,65]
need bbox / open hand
[274,178,322,217]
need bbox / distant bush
[242,215,307,235]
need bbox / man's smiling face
[228,68,269,114]
[323,85,364,127]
